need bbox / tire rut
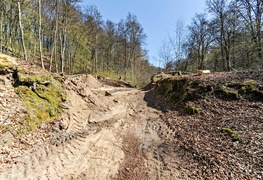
[1,75,183,179]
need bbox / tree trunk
[0,11,3,53]
[225,46,230,71]
[256,0,262,59]
[33,41,37,64]
[17,2,27,61]
[94,33,98,73]
[60,31,66,73]
[38,0,44,69]
[50,0,59,73]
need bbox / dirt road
[0,75,181,179]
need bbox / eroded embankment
[0,54,67,167]
[0,57,182,180]
[151,71,263,179]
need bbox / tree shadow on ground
[143,90,176,113]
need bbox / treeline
[0,0,157,87]
[160,0,263,72]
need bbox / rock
[105,91,111,96]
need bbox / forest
[160,0,263,72]
[0,0,157,87]
[0,0,262,87]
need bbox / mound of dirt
[67,74,102,89]
[97,75,134,88]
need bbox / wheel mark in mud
[147,117,178,141]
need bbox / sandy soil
[0,74,181,180]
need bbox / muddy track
[0,75,182,180]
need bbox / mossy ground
[14,69,66,134]
[19,70,53,84]
[1,55,66,135]
[154,75,262,124]
[0,56,15,72]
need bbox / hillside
[0,54,262,179]
[151,71,263,179]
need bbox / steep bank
[0,53,66,164]
[152,71,263,179]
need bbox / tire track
[1,75,183,179]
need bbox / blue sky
[82,0,207,66]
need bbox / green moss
[239,86,247,94]
[14,76,66,132]
[54,76,64,83]
[0,56,14,72]
[19,72,52,84]
[195,83,214,96]
[206,86,214,96]
[16,114,36,135]
[34,83,66,116]
[221,128,243,143]
[184,105,202,115]
[155,78,192,103]
[242,80,257,90]
[15,86,51,124]
[238,80,258,95]
[225,82,240,88]
[216,87,239,100]
[156,78,216,104]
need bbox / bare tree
[236,0,263,65]
[38,0,44,69]
[103,20,116,70]
[169,19,188,70]
[0,9,3,53]
[83,5,103,73]
[158,37,175,70]
[125,13,147,84]
[49,0,59,72]
[188,14,213,70]
[17,1,27,61]
[210,0,231,70]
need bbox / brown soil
[0,54,262,179]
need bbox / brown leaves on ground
[147,71,263,179]
[114,132,147,180]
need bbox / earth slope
[0,53,262,179]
